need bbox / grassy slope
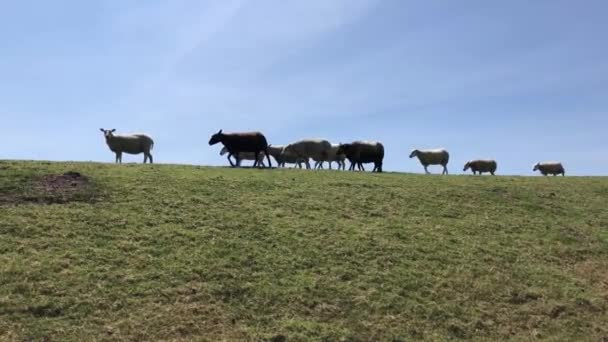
[0,160,607,341]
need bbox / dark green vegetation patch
[0,161,607,341]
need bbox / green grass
[0,160,607,341]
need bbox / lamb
[268,145,304,168]
[336,141,384,172]
[463,160,497,175]
[99,128,154,164]
[533,162,565,176]
[409,148,449,175]
[220,146,265,167]
[314,144,346,170]
[283,139,332,170]
[208,130,272,168]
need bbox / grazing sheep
[336,141,384,172]
[283,139,332,170]
[208,130,272,168]
[464,160,497,175]
[409,149,449,175]
[533,162,565,176]
[220,146,265,167]
[314,144,346,170]
[268,145,304,168]
[99,128,154,164]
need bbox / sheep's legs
[143,152,153,164]
[254,152,263,168]
[227,153,237,167]
[265,150,272,168]
[442,166,449,175]
[424,165,429,174]
[374,162,382,173]
[115,152,122,164]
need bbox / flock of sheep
[99,128,567,176]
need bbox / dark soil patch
[0,171,97,205]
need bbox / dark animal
[533,162,565,176]
[463,160,497,175]
[336,141,384,172]
[209,129,272,168]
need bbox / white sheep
[409,148,449,174]
[463,160,497,175]
[220,146,265,167]
[100,128,154,164]
[533,162,565,176]
[314,144,346,170]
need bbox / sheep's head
[336,143,351,156]
[100,128,116,140]
[209,129,223,145]
[409,149,419,158]
[533,163,540,171]
[463,161,471,172]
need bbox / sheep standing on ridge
[220,146,265,167]
[314,144,346,170]
[283,139,332,170]
[464,160,497,175]
[409,148,449,174]
[270,145,306,168]
[99,128,154,164]
[208,130,272,168]
[268,145,304,168]
[533,162,565,176]
[337,141,384,172]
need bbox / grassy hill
[0,160,607,341]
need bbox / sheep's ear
[99,128,104,132]
[218,129,223,134]
[111,129,116,133]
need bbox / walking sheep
[220,146,265,167]
[99,128,154,164]
[337,141,384,172]
[314,144,346,170]
[409,149,449,175]
[283,139,332,170]
[208,130,272,168]
[533,162,565,176]
[464,160,497,175]
[268,145,304,168]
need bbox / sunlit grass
[0,160,606,341]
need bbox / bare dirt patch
[0,171,97,205]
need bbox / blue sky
[1,0,607,175]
